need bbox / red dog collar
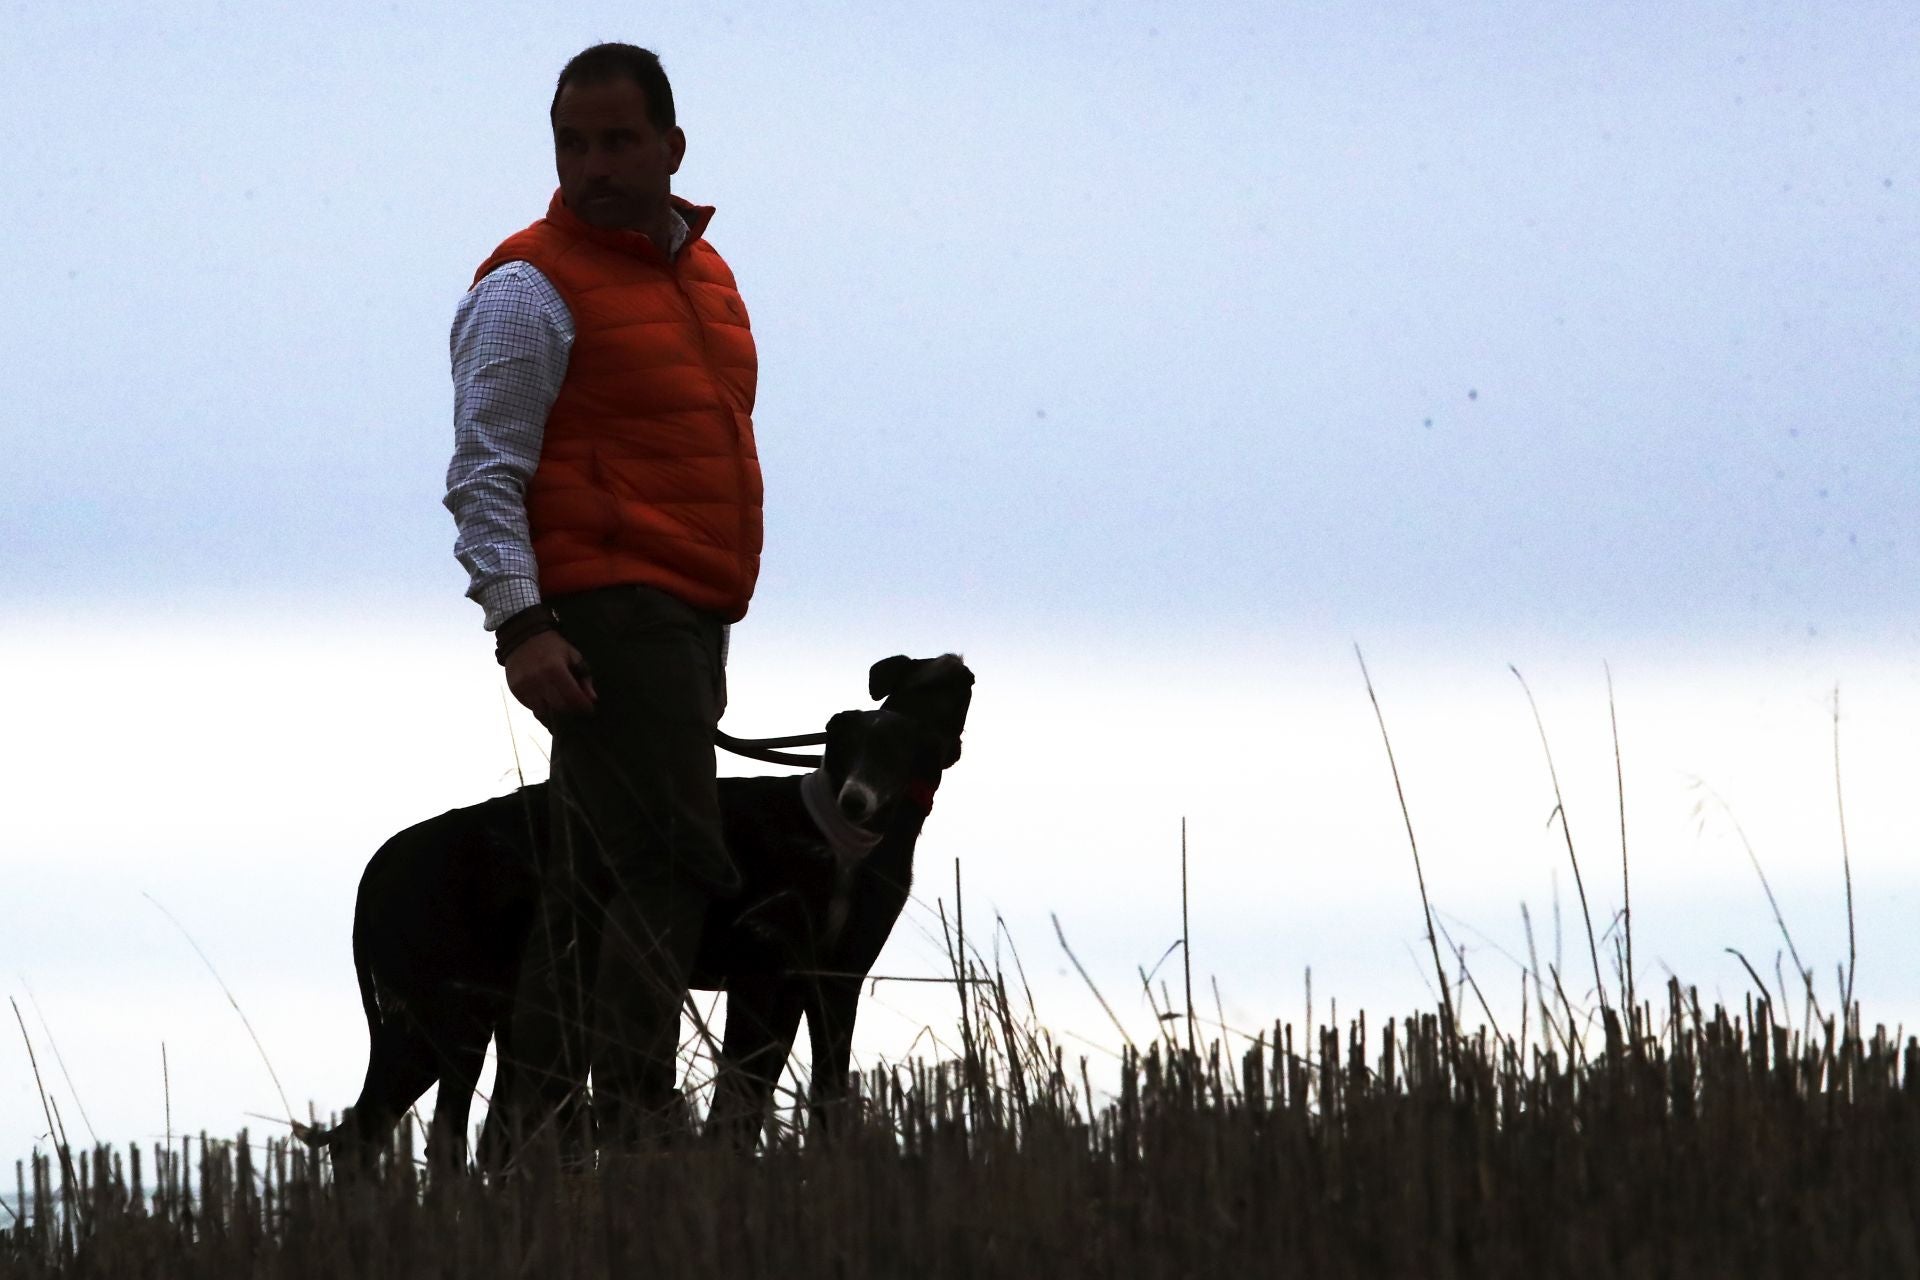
[906,778,940,815]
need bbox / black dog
[311,653,972,1166]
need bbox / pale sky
[2,1,1917,1163]
[4,0,1914,642]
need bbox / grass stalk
[18,984,96,1148]
[1181,817,1196,1061]
[10,997,80,1233]
[1607,663,1634,1017]
[1688,782,1823,1024]
[1051,914,1136,1053]
[1432,916,1505,1043]
[1832,687,1857,1019]
[1510,666,1610,1018]
[1354,645,1457,1044]
[144,893,295,1126]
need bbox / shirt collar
[663,205,690,260]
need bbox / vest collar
[800,768,886,865]
[544,189,716,260]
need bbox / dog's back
[352,789,545,1030]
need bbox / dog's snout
[838,781,878,825]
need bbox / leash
[715,729,826,768]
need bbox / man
[443,43,762,1155]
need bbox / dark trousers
[500,584,737,1155]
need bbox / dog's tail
[351,924,383,1038]
[291,1118,337,1148]
[296,923,387,1153]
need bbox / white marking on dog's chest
[799,768,884,946]
[825,869,854,946]
[799,769,884,865]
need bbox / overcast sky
[3,0,1914,646]
[4,2,1920,1167]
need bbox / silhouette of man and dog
[305,45,974,1168]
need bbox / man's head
[550,43,686,233]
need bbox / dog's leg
[425,1012,491,1175]
[478,1018,520,1172]
[709,975,804,1150]
[339,1013,443,1175]
[803,974,864,1139]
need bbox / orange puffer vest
[474,190,762,621]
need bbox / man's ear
[868,655,915,701]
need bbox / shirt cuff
[479,575,545,631]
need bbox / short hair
[550,43,676,131]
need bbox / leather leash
[715,729,826,768]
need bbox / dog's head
[818,655,975,829]
[867,653,973,767]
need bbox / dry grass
[3,975,1918,1278]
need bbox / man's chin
[573,196,637,229]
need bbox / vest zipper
[669,253,752,603]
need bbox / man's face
[552,78,685,232]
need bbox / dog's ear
[868,655,916,701]
[822,709,862,773]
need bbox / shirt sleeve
[443,262,575,630]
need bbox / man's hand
[505,629,597,726]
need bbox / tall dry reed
[4,977,1917,1279]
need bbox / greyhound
[307,653,972,1167]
